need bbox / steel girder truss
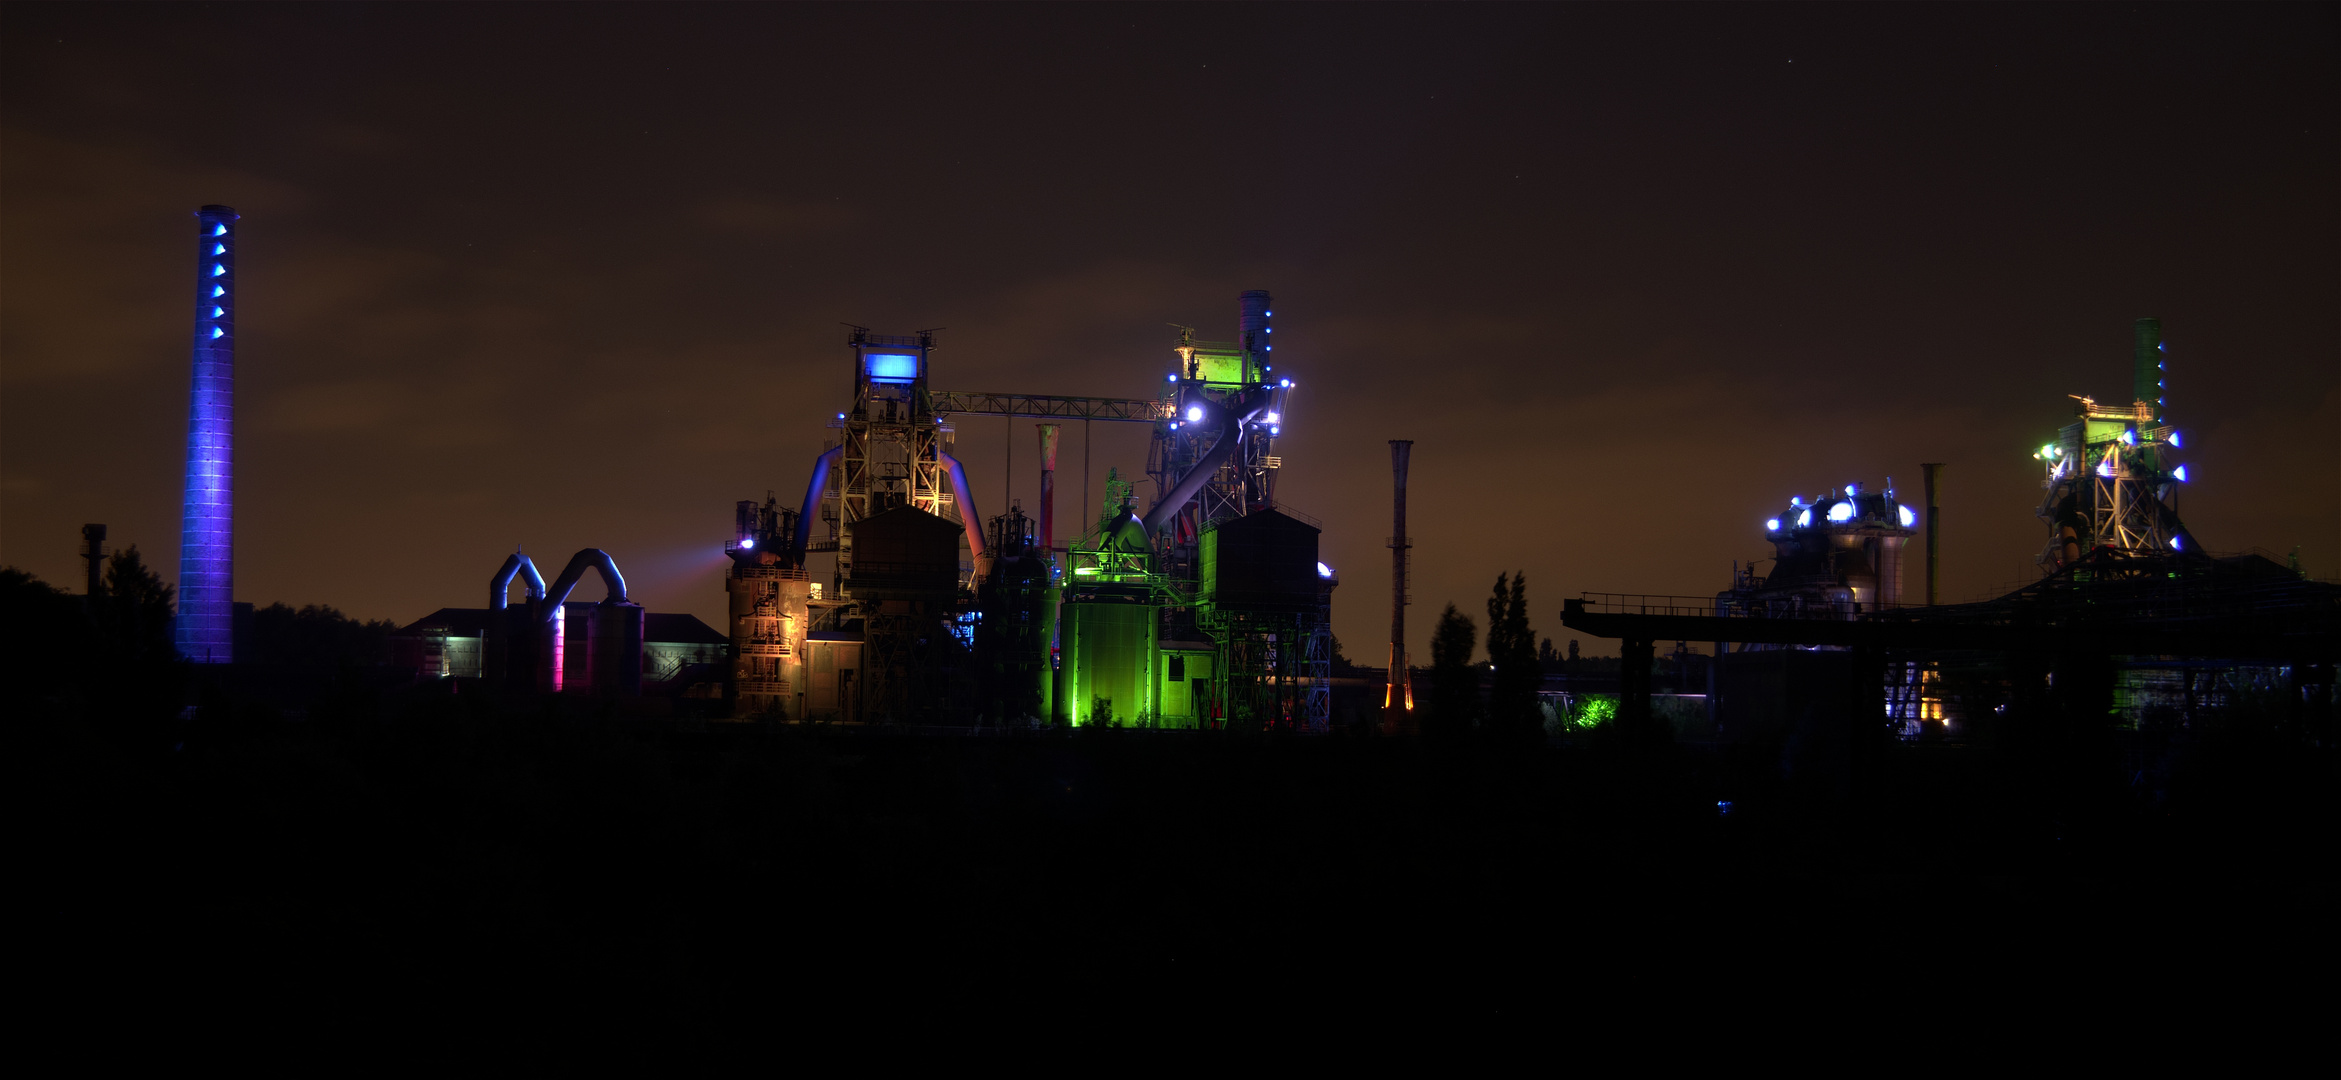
[832,399,955,587]
[929,391,1171,423]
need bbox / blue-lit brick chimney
[176,205,238,663]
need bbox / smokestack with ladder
[1037,423,1059,553]
[176,205,239,664]
[1386,439,1415,732]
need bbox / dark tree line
[3,553,400,733]
[1423,571,1544,746]
[2,548,183,725]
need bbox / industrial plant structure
[724,292,1333,729]
[392,547,726,697]
[2033,318,2197,569]
[1572,318,2334,752]
[1723,479,1919,622]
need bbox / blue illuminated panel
[866,352,919,383]
[176,205,238,663]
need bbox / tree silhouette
[96,546,179,683]
[1484,572,1541,747]
[1428,603,1478,742]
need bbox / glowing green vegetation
[1572,695,1618,729]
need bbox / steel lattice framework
[930,391,1171,423]
[824,330,959,584]
[2033,396,2194,570]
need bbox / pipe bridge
[930,391,1171,422]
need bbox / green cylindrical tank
[1061,600,1155,725]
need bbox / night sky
[3,4,2333,662]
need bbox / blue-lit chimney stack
[175,205,239,663]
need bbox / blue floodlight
[1186,405,1204,422]
[211,327,224,338]
[1269,426,1280,435]
[2169,431,2182,449]
[213,286,225,297]
[2174,465,2188,482]
[211,264,226,277]
[1265,412,1281,424]
[212,223,227,236]
[1316,562,1333,578]
[1766,518,1781,532]
[740,538,755,549]
[1167,373,1178,382]
[1898,505,1916,528]
[1797,509,1812,528]
[1828,501,1856,523]
[865,352,919,383]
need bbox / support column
[1922,463,1945,605]
[1620,638,1656,745]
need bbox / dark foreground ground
[26,689,2336,1051]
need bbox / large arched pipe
[541,549,630,621]
[793,446,843,557]
[1142,394,1268,535]
[490,551,546,610]
[938,451,988,559]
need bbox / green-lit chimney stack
[2133,317,2165,425]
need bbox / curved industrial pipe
[793,446,843,557]
[540,548,630,621]
[1143,391,1269,535]
[489,551,546,610]
[937,451,988,559]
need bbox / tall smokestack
[81,524,106,597]
[176,205,239,664]
[1386,439,1415,731]
[1037,423,1059,553]
[1922,462,1945,605]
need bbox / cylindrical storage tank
[1064,600,1155,725]
[556,603,594,691]
[595,602,646,695]
[493,601,541,692]
[1876,535,1907,608]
